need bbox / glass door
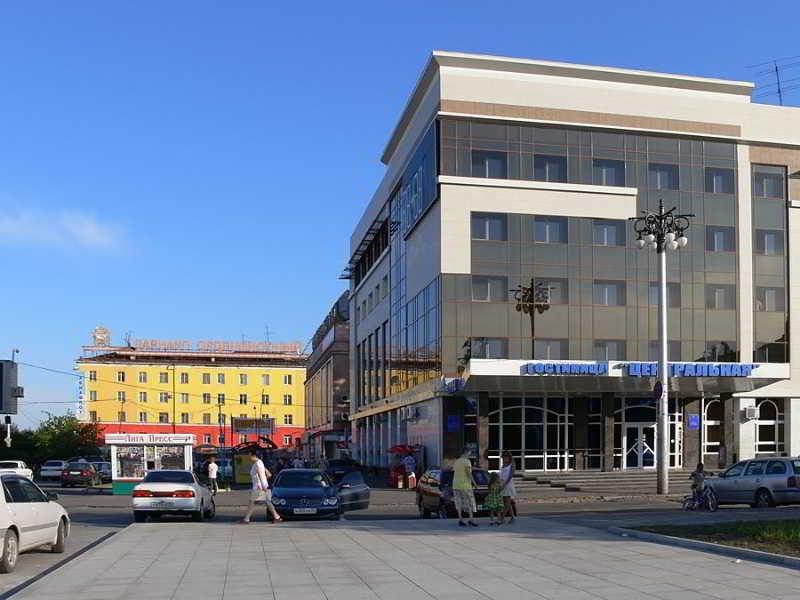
[624,424,656,469]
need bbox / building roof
[77,347,307,368]
[381,51,756,165]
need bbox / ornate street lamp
[512,279,552,360]
[630,199,693,495]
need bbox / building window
[89,411,97,422]
[534,155,567,182]
[238,434,247,444]
[203,413,211,425]
[239,394,248,405]
[159,392,169,403]
[534,278,568,305]
[703,341,737,362]
[471,212,507,241]
[202,393,212,404]
[138,372,147,383]
[755,342,786,363]
[284,414,293,425]
[704,167,735,194]
[470,337,508,359]
[755,287,785,312]
[239,413,247,419]
[118,411,126,422]
[117,391,126,401]
[89,390,97,401]
[180,372,189,384]
[181,413,189,424]
[204,434,212,444]
[283,394,292,406]
[593,340,626,361]
[703,399,722,455]
[753,166,785,199]
[159,372,168,384]
[648,282,681,308]
[533,216,568,243]
[202,373,211,385]
[648,341,682,361]
[593,280,626,306]
[218,373,225,384]
[592,220,625,246]
[283,435,293,446]
[239,373,248,385]
[139,412,147,423]
[283,374,292,385]
[533,339,568,360]
[139,391,147,403]
[647,163,679,190]
[755,399,785,455]
[592,159,625,186]
[217,393,225,405]
[754,229,784,256]
[180,393,189,404]
[705,226,736,252]
[261,394,270,405]
[159,412,169,424]
[706,285,736,310]
[471,150,507,178]
[89,370,97,381]
[261,374,270,386]
[117,371,125,383]
[471,276,508,302]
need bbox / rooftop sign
[125,339,302,354]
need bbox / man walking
[207,456,219,496]
[239,450,282,524]
[452,448,478,527]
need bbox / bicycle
[682,487,718,512]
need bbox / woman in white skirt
[499,451,516,523]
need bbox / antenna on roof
[749,56,800,105]
[774,61,784,106]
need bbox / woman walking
[499,451,517,523]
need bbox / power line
[747,54,800,68]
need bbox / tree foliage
[32,413,101,462]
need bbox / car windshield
[142,471,194,484]
[0,462,21,469]
[440,469,490,486]
[276,471,330,488]
[66,463,89,470]
[44,461,63,467]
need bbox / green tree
[32,413,101,461]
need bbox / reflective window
[471,150,507,178]
[533,216,568,243]
[755,287,785,312]
[593,340,626,361]
[753,166,785,199]
[647,163,679,190]
[593,280,626,306]
[534,339,568,360]
[702,341,737,362]
[534,155,567,182]
[648,282,681,308]
[471,213,507,241]
[754,229,784,255]
[705,167,735,194]
[744,461,766,476]
[592,220,625,246]
[648,341,681,361]
[706,285,736,310]
[766,460,787,475]
[472,276,508,302]
[471,338,508,359]
[705,226,736,252]
[534,278,569,305]
[755,343,786,363]
[592,159,625,186]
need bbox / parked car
[91,462,112,483]
[325,459,361,483]
[707,457,800,508]
[39,460,66,482]
[0,462,34,480]
[271,468,370,520]
[0,475,69,573]
[131,470,215,522]
[60,462,101,487]
[416,467,490,518]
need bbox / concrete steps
[516,470,693,496]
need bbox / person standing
[207,457,219,496]
[452,448,478,527]
[239,451,281,524]
[291,455,304,469]
[403,452,417,487]
[499,451,517,523]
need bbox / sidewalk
[12,517,800,600]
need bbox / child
[486,472,505,525]
[690,462,706,504]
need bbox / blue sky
[1,0,798,428]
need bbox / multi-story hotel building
[347,51,800,474]
[76,328,306,449]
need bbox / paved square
[11,517,800,600]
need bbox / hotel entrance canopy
[458,359,790,396]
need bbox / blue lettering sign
[687,414,700,431]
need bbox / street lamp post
[512,279,551,359]
[630,199,693,495]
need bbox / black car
[325,459,361,484]
[61,462,101,487]
[416,467,490,518]
[270,469,370,520]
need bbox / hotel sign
[524,362,608,375]
[522,361,759,378]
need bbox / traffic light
[0,361,22,415]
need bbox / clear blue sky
[1,0,798,428]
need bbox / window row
[356,274,389,324]
[101,371,293,386]
[89,391,289,405]
[88,412,294,425]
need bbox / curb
[608,526,800,570]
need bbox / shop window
[283,435,293,446]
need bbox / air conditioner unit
[744,406,760,421]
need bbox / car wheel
[133,511,147,523]
[51,519,67,553]
[191,504,204,522]
[753,488,775,509]
[0,530,18,574]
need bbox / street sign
[652,381,663,400]
[687,414,700,430]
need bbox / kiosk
[105,433,196,495]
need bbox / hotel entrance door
[624,424,656,469]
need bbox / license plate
[293,508,317,515]
[70,471,81,475]
[151,500,173,508]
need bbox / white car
[0,475,69,573]
[39,460,67,481]
[132,470,215,522]
[0,462,34,480]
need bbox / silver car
[707,457,800,508]
[131,470,215,522]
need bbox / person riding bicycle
[690,462,706,503]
